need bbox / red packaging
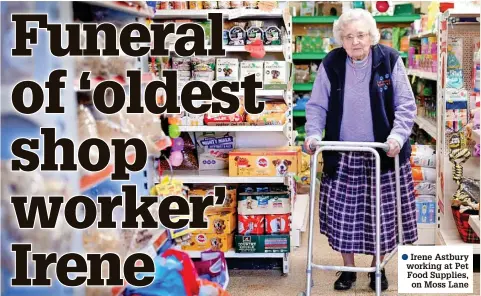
[238,215,264,235]
[265,214,290,234]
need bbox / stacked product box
[235,184,291,253]
[411,145,437,225]
[182,185,238,252]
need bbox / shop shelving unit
[152,3,296,275]
[435,9,480,254]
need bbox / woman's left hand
[386,138,401,157]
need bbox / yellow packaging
[181,232,234,252]
[229,147,301,177]
[202,210,237,234]
[190,186,237,211]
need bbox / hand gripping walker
[299,141,405,296]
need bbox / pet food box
[240,61,264,83]
[229,147,301,177]
[234,235,290,253]
[238,191,291,215]
[238,215,265,235]
[216,58,239,81]
[265,214,290,234]
[190,185,237,212]
[196,132,235,170]
[264,61,288,90]
[182,232,234,252]
[201,210,237,235]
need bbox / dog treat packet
[264,61,287,86]
[240,60,264,83]
[216,58,239,81]
[196,132,235,170]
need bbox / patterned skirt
[319,152,418,255]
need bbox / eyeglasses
[342,32,369,43]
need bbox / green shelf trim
[293,16,339,24]
[373,14,421,23]
[399,52,408,58]
[292,14,421,24]
[293,83,314,91]
[293,52,327,60]
[293,110,306,117]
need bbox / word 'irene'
[12,13,225,57]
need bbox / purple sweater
[305,52,416,148]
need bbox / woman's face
[341,20,372,60]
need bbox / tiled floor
[228,199,480,296]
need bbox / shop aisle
[228,195,480,296]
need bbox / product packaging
[265,214,290,234]
[182,232,234,252]
[216,58,239,81]
[229,147,301,177]
[195,132,235,170]
[240,60,264,82]
[238,215,265,235]
[234,234,290,253]
[237,191,290,215]
[447,37,464,89]
[264,61,288,89]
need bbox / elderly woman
[304,9,418,292]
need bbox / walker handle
[309,141,390,154]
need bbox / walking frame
[299,141,405,296]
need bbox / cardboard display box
[234,234,290,253]
[182,232,234,252]
[229,147,302,177]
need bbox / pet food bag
[414,181,437,196]
[196,132,235,170]
[265,214,290,234]
[238,215,265,235]
[411,167,436,183]
[411,145,436,168]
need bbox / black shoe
[368,269,389,291]
[334,271,357,290]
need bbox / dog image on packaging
[238,192,290,215]
[182,232,234,252]
[229,147,301,177]
[265,214,290,234]
[216,58,239,81]
[240,61,264,83]
[264,61,287,86]
[238,215,265,235]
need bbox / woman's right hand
[304,136,321,155]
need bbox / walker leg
[375,153,382,296]
[305,153,320,296]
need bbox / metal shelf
[293,110,306,117]
[154,8,284,20]
[410,30,437,39]
[291,15,421,24]
[293,83,313,92]
[414,116,437,140]
[173,170,286,184]
[438,229,480,254]
[292,16,338,24]
[293,52,327,60]
[407,69,438,81]
[175,246,287,259]
[179,124,285,132]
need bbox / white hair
[333,9,380,46]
